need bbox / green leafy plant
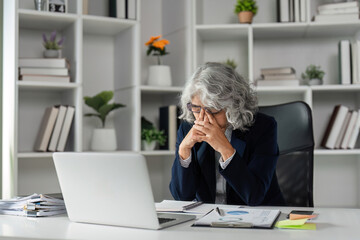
[234,0,258,15]
[223,59,237,69]
[301,65,325,80]
[141,116,166,146]
[84,91,125,128]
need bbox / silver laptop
[53,152,195,230]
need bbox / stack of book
[321,105,360,149]
[0,193,66,217]
[18,58,70,83]
[34,105,75,152]
[159,105,181,151]
[277,0,307,23]
[257,67,300,86]
[314,1,359,22]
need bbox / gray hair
[179,62,258,131]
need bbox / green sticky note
[275,222,316,230]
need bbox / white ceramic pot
[44,49,62,58]
[91,128,117,151]
[308,78,323,85]
[142,140,156,151]
[148,65,172,86]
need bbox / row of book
[19,58,70,83]
[34,105,75,152]
[339,39,360,85]
[257,67,300,86]
[314,1,359,23]
[321,105,360,149]
[0,193,65,217]
[108,0,137,20]
[277,0,307,23]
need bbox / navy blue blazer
[169,112,285,206]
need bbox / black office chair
[259,101,314,207]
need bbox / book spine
[334,111,351,149]
[322,105,349,149]
[347,110,360,149]
[341,111,359,149]
[109,0,117,17]
[56,106,75,152]
[339,40,351,85]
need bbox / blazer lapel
[231,130,247,158]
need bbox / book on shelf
[19,67,69,76]
[260,67,295,75]
[317,1,358,11]
[348,110,360,149]
[19,74,70,83]
[262,73,297,80]
[126,0,137,20]
[289,0,294,22]
[351,40,360,84]
[294,0,300,22]
[319,6,359,15]
[34,106,60,152]
[18,58,68,68]
[340,110,359,149]
[83,0,88,14]
[321,105,349,149]
[334,111,351,149]
[256,79,300,87]
[109,0,126,18]
[56,106,75,152]
[277,0,290,22]
[159,105,180,151]
[48,105,68,152]
[338,40,352,85]
[314,13,359,22]
[300,0,306,22]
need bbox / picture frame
[47,0,68,13]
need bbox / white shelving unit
[190,0,360,207]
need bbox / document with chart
[193,207,281,228]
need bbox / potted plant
[223,59,238,69]
[234,0,258,24]
[301,64,325,85]
[145,35,172,86]
[141,117,166,151]
[84,90,125,151]
[42,30,64,58]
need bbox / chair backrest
[259,101,314,207]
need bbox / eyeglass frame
[186,102,222,115]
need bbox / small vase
[44,49,62,58]
[148,65,172,86]
[142,140,156,151]
[238,11,253,23]
[308,78,323,86]
[91,128,117,151]
[34,0,46,11]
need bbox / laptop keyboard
[158,217,176,224]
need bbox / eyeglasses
[187,103,221,115]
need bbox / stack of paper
[0,193,66,217]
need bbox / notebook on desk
[53,152,195,230]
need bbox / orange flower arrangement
[145,35,170,65]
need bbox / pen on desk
[216,207,225,216]
[183,201,203,211]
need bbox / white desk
[0,206,359,240]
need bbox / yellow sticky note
[277,218,308,227]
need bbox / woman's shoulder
[254,112,277,127]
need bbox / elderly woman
[169,62,285,206]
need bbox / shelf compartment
[17,81,80,90]
[18,9,77,30]
[255,86,309,93]
[82,15,136,35]
[307,21,360,38]
[141,150,176,156]
[253,23,308,39]
[311,85,360,92]
[17,152,53,159]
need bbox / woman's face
[191,95,228,130]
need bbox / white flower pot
[44,49,62,58]
[148,65,172,86]
[91,128,117,151]
[142,140,156,151]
